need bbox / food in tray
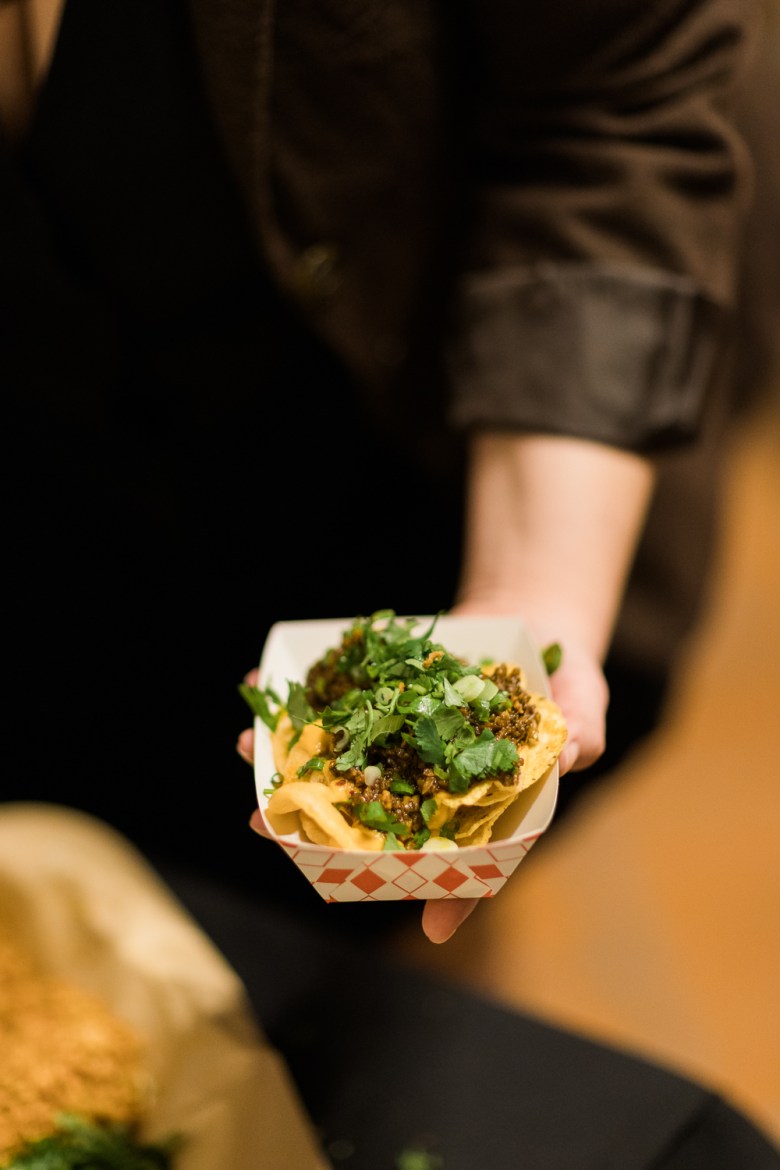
[242,610,566,851]
[0,927,177,1169]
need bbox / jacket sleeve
[447,0,758,451]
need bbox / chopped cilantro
[286,680,316,734]
[420,797,438,827]
[238,682,280,731]
[389,778,416,796]
[6,1115,179,1169]
[263,611,535,845]
[357,801,409,836]
[414,715,446,766]
[542,641,563,675]
[448,730,518,792]
[367,712,405,744]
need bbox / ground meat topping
[484,665,540,747]
[298,618,543,844]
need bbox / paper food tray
[252,614,559,903]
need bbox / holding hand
[236,618,608,944]
[238,429,652,945]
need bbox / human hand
[235,616,606,944]
[413,601,609,944]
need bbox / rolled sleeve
[446,0,757,451]
[447,262,721,451]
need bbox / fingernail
[559,742,578,775]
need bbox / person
[2,0,775,944]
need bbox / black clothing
[0,0,722,929]
[163,858,780,1170]
[2,0,463,926]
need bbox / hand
[416,603,609,944]
[235,622,607,945]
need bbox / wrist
[451,592,605,664]
[455,431,655,664]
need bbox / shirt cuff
[446,262,724,453]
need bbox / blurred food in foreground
[0,926,174,1168]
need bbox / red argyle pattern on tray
[278,836,542,902]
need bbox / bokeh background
[392,377,780,1144]
[3,0,779,1151]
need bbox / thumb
[421,898,479,944]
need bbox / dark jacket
[188,0,759,455]
[0,0,776,880]
[3,0,774,684]
[184,0,774,677]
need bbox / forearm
[454,431,655,663]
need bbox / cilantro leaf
[449,729,518,791]
[432,706,467,740]
[367,713,405,744]
[357,801,409,835]
[389,778,416,795]
[542,641,563,675]
[420,797,438,827]
[413,716,445,766]
[286,680,316,732]
[238,683,279,731]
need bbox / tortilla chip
[426,667,566,840]
[267,780,383,851]
[518,693,568,785]
[263,659,566,851]
[272,716,332,783]
[453,790,532,846]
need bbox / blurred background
[3,0,779,1153]
[393,373,780,1143]
[391,10,780,1145]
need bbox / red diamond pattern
[351,869,387,895]
[471,864,503,880]
[433,866,468,892]
[316,868,354,886]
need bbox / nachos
[243,611,566,852]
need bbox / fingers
[421,897,479,944]
[248,807,273,839]
[236,667,260,764]
[547,646,608,775]
[236,727,255,764]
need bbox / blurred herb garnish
[542,641,563,675]
[396,1148,444,1170]
[7,1115,180,1169]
